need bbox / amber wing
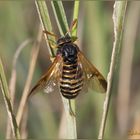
[28,57,62,97]
[78,51,107,93]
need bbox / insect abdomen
[60,59,83,99]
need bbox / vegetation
[0,1,140,139]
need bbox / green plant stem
[35,0,56,58]
[98,1,127,139]
[0,58,20,139]
[72,1,80,36]
[51,1,69,35]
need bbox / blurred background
[0,1,140,139]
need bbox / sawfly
[29,20,107,99]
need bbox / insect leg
[43,30,58,50]
[43,30,58,39]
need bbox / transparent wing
[78,51,107,93]
[28,56,62,97]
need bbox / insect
[29,22,107,99]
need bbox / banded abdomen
[60,58,83,99]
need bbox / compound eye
[62,49,68,57]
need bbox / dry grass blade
[6,39,32,139]
[98,1,127,139]
[0,58,20,139]
[117,2,140,136]
[16,27,42,127]
[9,39,32,106]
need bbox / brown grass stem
[16,27,42,127]
[117,2,140,136]
[98,1,127,139]
[6,39,32,139]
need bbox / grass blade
[6,39,32,139]
[16,26,42,127]
[51,1,69,35]
[72,1,80,37]
[35,1,56,58]
[0,58,20,139]
[98,1,127,139]
[117,2,140,136]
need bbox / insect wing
[28,57,62,97]
[78,51,107,93]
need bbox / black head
[57,35,78,62]
[57,33,72,46]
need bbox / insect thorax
[57,43,79,63]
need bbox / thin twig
[0,58,20,139]
[98,1,127,139]
[6,39,32,139]
[16,26,42,127]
